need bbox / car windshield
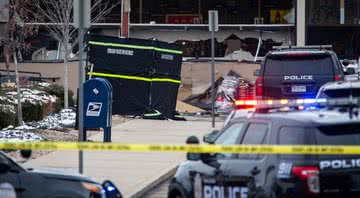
[265,54,333,75]
[214,123,244,145]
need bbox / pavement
[24,118,222,198]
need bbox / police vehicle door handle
[251,167,260,176]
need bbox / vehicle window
[316,124,360,145]
[334,54,343,75]
[323,89,360,98]
[240,123,269,160]
[279,125,360,159]
[214,123,244,159]
[279,126,315,160]
[279,127,307,145]
[215,123,244,145]
[264,55,333,75]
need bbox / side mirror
[186,136,201,161]
[345,67,356,75]
[203,130,220,144]
[102,180,123,198]
[20,150,32,159]
[254,69,260,76]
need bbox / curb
[129,166,177,198]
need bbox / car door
[222,121,271,187]
[192,122,248,197]
[0,153,23,197]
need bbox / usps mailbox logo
[86,102,103,117]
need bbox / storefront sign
[166,14,202,24]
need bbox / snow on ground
[5,88,57,105]
[0,109,77,141]
[0,86,70,141]
[0,103,16,114]
[38,82,51,88]
[0,129,43,141]
[0,125,42,141]
[33,109,76,130]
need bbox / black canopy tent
[87,35,183,119]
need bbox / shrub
[22,102,44,122]
[0,111,16,129]
[0,99,16,129]
[43,84,74,111]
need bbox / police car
[254,46,346,99]
[168,98,360,198]
[0,150,122,198]
[316,80,360,99]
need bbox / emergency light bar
[273,45,333,51]
[235,98,360,112]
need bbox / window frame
[237,120,271,160]
[213,120,247,160]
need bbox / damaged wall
[130,30,291,43]
[181,62,260,94]
[99,29,293,57]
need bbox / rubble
[215,71,242,112]
[184,70,254,113]
[176,100,204,113]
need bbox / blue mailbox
[83,78,113,142]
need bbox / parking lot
[3,0,360,197]
[22,118,222,197]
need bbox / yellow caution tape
[2,142,360,155]
[88,72,181,84]
[89,41,183,55]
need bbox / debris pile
[184,70,255,113]
[215,71,254,113]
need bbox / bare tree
[26,0,120,109]
[0,0,37,125]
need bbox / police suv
[0,150,122,198]
[168,99,360,198]
[317,80,360,99]
[254,46,351,99]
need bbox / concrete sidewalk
[24,119,221,197]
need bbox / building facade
[0,0,359,60]
[90,0,360,59]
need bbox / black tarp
[87,35,183,118]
